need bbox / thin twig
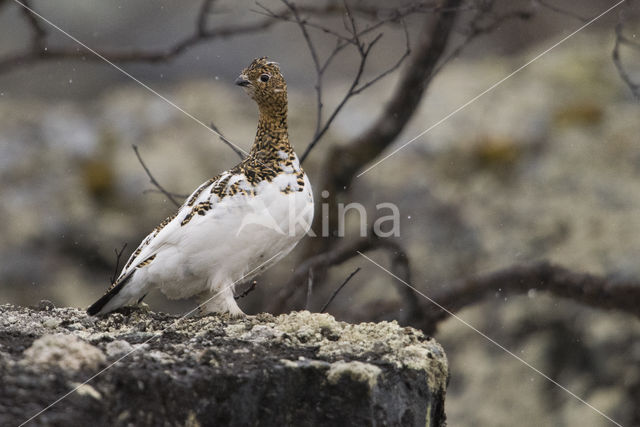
[1,0,280,74]
[281,0,324,138]
[320,267,361,313]
[320,38,350,75]
[20,0,47,51]
[300,0,463,263]
[109,243,128,284]
[305,268,314,310]
[432,7,532,77]
[132,144,182,207]
[417,261,640,334]
[269,237,372,313]
[351,18,411,95]
[256,1,449,34]
[298,1,413,163]
[142,188,189,199]
[343,0,361,49]
[534,0,588,23]
[268,234,416,316]
[210,122,246,160]
[257,0,420,58]
[261,0,417,164]
[613,7,640,100]
[196,0,216,35]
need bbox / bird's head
[235,57,287,114]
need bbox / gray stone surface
[0,303,448,427]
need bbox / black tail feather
[86,272,134,316]
[137,293,148,304]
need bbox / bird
[87,57,314,317]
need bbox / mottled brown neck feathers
[251,101,291,156]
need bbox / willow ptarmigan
[87,58,313,317]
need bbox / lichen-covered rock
[22,333,106,371]
[0,303,448,426]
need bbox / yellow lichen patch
[82,157,114,199]
[553,102,603,127]
[268,311,448,393]
[473,135,521,169]
[399,345,448,392]
[274,310,337,335]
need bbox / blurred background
[1,0,639,425]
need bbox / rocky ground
[0,302,448,426]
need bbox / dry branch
[3,0,440,75]
[109,243,128,285]
[320,267,361,313]
[264,0,416,164]
[2,0,286,73]
[299,0,463,269]
[613,4,640,100]
[533,0,588,22]
[210,122,246,160]
[132,144,183,207]
[432,6,532,76]
[269,236,374,313]
[408,262,640,334]
[322,0,462,190]
[268,234,418,322]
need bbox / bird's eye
[259,74,270,83]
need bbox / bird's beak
[235,75,250,87]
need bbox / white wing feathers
[114,172,231,284]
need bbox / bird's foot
[198,296,245,318]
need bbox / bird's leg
[198,285,245,318]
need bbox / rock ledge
[0,303,448,426]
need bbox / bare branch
[20,0,47,51]
[613,9,640,100]
[254,1,437,44]
[320,267,361,313]
[305,268,314,310]
[351,18,411,95]
[298,38,367,163]
[300,0,463,261]
[384,238,420,324]
[268,234,416,317]
[132,144,182,207]
[260,1,421,164]
[196,0,216,35]
[109,243,128,285]
[269,237,373,313]
[329,0,460,175]
[534,0,589,23]
[298,26,411,162]
[408,262,640,335]
[0,0,281,74]
[432,7,533,76]
[281,0,325,137]
[210,122,246,160]
[343,0,361,48]
[142,188,189,199]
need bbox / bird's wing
[114,171,234,283]
[87,170,248,315]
